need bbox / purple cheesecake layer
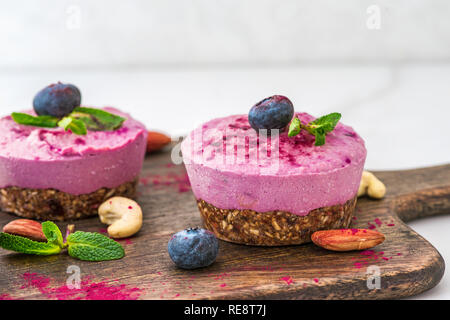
[0,107,147,195]
[181,113,366,216]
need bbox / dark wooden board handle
[374,164,450,222]
[395,186,450,222]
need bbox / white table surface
[0,64,449,299]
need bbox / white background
[0,0,449,299]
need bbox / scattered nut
[98,197,143,239]
[311,228,385,251]
[358,171,386,199]
[147,131,171,153]
[2,219,46,242]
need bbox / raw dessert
[181,95,366,246]
[0,83,147,221]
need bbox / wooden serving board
[0,150,449,300]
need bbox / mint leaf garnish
[308,112,341,133]
[0,233,61,255]
[42,221,64,248]
[313,132,326,146]
[11,107,125,135]
[11,113,59,128]
[287,112,341,146]
[70,107,126,131]
[66,231,125,261]
[58,117,87,135]
[288,117,301,137]
[0,221,125,262]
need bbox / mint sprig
[0,233,61,255]
[71,107,125,131]
[11,108,126,135]
[288,112,341,146]
[67,232,125,261]
[11,113,59,128]
[58,117,87,135]
[42,221,64,248]
[0,222,124,262]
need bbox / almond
[2,219,47,242]
[311,228,385,252]
[147,131,171,153]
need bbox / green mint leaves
[66,232,125,262]
[42,221,64,248]
[0,221,64,256]
[0,222,124,262]
[288,117,302,137]
[58,117,88,135]
[11,108,125,135]
[308,112,342,133]
[71,107,125,131]
[288,112,341,146]
[11,113,59,128]
[0,232,61,255]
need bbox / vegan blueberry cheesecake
[181,95,366,246]
[0,83,147,221]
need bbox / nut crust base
[0,179,138,221]
[198,196,357,246]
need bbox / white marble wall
[1,0,450,69]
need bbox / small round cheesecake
[181,112,366,246]
[0,107,147,221]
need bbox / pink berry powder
[16,272,142,300]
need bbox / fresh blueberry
[168,227,219,269]
[33,82,81,118]
[248,95,294,131]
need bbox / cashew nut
[98,197,143,238]
[357,171,386,199]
